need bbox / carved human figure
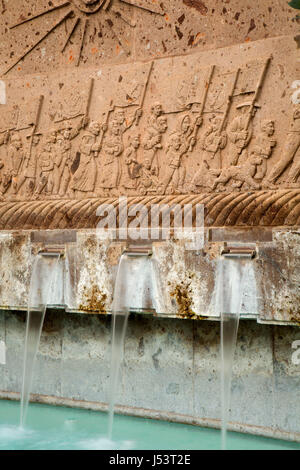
[17,133,41,197]
[122,134,141,191]
[265,108,300,187]
[54,119,85,197]
[251,120,276,181]
[34,137,55,196]
[70,121,101,197]
[201,115,227,170]
[226,101,260,167]
[98,120,124,194]
[0,130,9,147]
[8,133,24,195]
[0,131,11,197]
[175,113,203,192]
[0,159,5,200]
[143,115,168,176]
[138,158,160,195]
[148,102,164,128]
[114,108,142,136]
[211,154,262,191]
[161,132,184,194]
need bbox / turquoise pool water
[0,400,299,450]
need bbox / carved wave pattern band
[0,190,299,230]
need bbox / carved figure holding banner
[138,158,160,195]
[226,101,260,167]
[17,132,42,196]
[70,121,101,197]
[99,119,124,194]
[162,132,184,194]
[8,133,24,195]
[143,115,168,177]
[122,134,142,191]
[265,108,300,187]
[175,113,202,192]
[201,114,227,170]
[56,119,86,197]
[252,120,276,181]
[34,136,55,197]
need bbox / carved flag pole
[199,65,215,116]
[135,61,154,126]
[245,56,271,130]
[84,78,95,123]
[189,64,215,147]
[98,99,114,149]
[220,68,240,132]
[23,94,44,171]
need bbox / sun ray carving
[3,0,166,74]
[61,16,81,52]
[9,2,71,29]
[4,9,74,75]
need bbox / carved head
[130,134,140,149]
[115,110,125,125]
[89,121,100,136]
[11,133,22,149]
[32,134,41,146]
[210,115,222,132]
[144,158,151,170]
[181,115,191,133]
[157,116,168,133]
[48,129,57,144]
[111,120,120,136]
[261,120,275,136]
[62,121,73,139]
[151,102,163,118]
[27,133,41,146]
[43,139,52,151]
[169,132,181,151]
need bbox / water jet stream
[215,254,255,450]
[107,249,163,439]
[20,252,61,428]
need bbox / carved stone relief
[0,33,299,228]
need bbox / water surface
[0,400,299,450]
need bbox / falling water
[107,252,131,440]
[20,252,60,428]
[107,249,162,440]
[215,255,254,450]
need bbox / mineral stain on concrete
[152,347,162,369]
[170,282,196,319]
[79,285,107,314]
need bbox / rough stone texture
[0,0,298,76]
[0,310,299,440]
[0,10,299,228]
[0,227,299,324]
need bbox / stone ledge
[0,190,299,230]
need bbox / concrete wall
[0,228,300,325]
[0,310,299,442]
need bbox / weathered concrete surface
[0,228,299,324]
[0,310,299,441]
